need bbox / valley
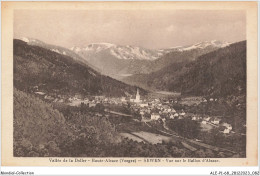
[13,38,246,158]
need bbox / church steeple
[135,88,140,102]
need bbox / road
[104,109,132,117]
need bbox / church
[130,88,142,103]
[135,88,140,102]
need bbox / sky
[14,10,246,49]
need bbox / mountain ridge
[19,37,234,80]
[70,40,231,78]
[14,39,146,98]
[124,41,246,97]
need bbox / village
[33,87,238,136]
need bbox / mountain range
[19,37,101,72]
[14,39,145,98]
[69,40,231,78]
[16,37,245,98]
[21,37,230,79]
[124,41,246,97]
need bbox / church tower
[135,88,140,102]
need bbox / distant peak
[166,40,231,52]
[18,37,45,45]
[70,46,82,52]
[87,43,116,49]
[90,42,115,46]
[20,37,30,43]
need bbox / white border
[0,0,259,175]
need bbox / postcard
[1,1,258,166]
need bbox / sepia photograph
[1,1,258,168]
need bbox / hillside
[19,37,101,72]
[13,39,145,97]
[123,46,224,90]
[13,88,66,156]
[178,41,246,97]
[124,41,246,97]
[13,88,120,157]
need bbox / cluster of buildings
[127,89,234,134]
[35,88,234,134]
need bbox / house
[171,109,176,113]
[170,114,175,119]
[192,116,197,121]
[140,111,145,115]
[179,112,186,116]
[222,123,232,130]
[94,96,104,99]
[209,98,214,102]
[121,97,126,102]
[162,109,168,114]
[167,109,172,112]
[140,103,148,108]
[95,113,103,117]
[89,103,96,108]
[178,116,184,119]
[223,128,231,134]
[173,113,179,117]
[204,117,211,122]
[44,95,54,100]
[162,105,170,109]
[151,113,160,120]
[212,118,221,125]
[130,99,135,102]
[228,126,232,130]
[201,120,207,124]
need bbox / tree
[167,119,201,139]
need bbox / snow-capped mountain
[71,43,164,61]
[20,37,46,46]
[18,37,99,71]
[18,37,232,80]
[178,40,230,51]
[69,40,232,78]
[161,40,231,53]
[20,37,70,56]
